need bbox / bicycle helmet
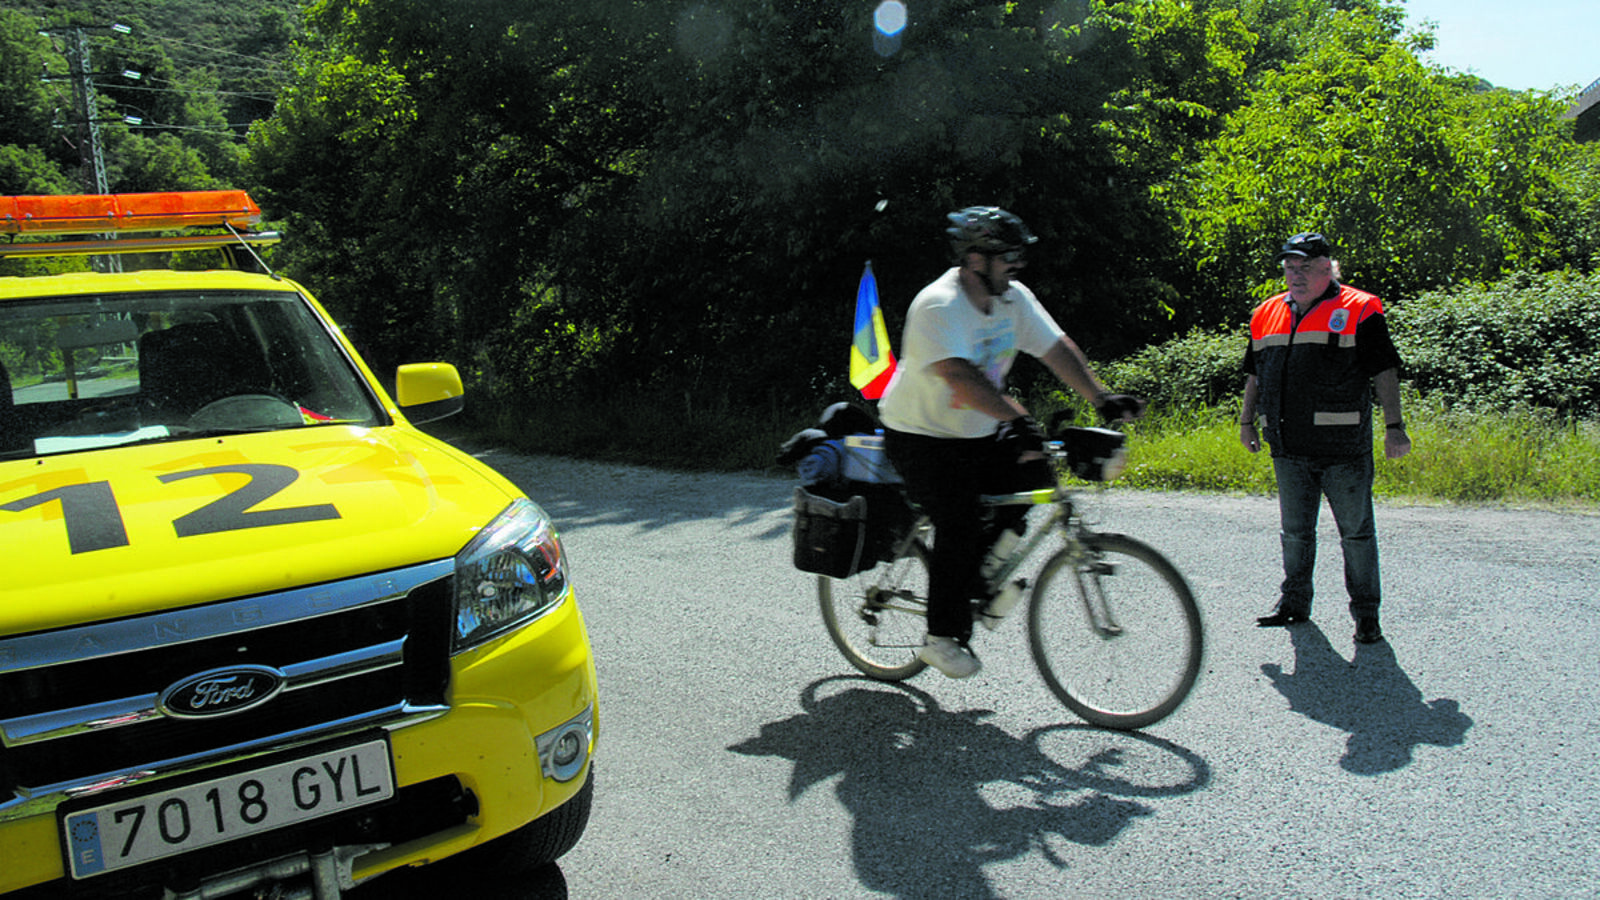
[946,207,1038,257]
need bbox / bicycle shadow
[727,677,1210,900]
[1261,626,1473,775]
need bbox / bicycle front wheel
[1028,533,1202,730]
[818,541,931,681]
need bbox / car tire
[472,770,595,871]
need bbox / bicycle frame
[975,486,1070,591]
[815,432,1202,729]
[875,440,1086,602]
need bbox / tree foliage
[1176,4,1589,325]
[0,10,76,194]
[3,0,1596,419]
[1,2,295,196]
[248,0,1262,393]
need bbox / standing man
[878,207,1142,678]
[1239,232,1411,644]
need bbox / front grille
[0,561,454,820]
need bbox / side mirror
[395,362,464,423]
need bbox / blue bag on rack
[792,432,912,575]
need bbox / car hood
[0,425,521,636]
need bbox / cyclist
[877,206,1143,678]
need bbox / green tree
[2,2,296,196]
[1218,0,1407,79]
[0,10,74,193]
[250,0,664,379]
[242,0,1598,418]
[1176,5,1579,323]
[538,0,1254,397]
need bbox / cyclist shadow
[728,677,1210,900]
[1261,626,1473,775]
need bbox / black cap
[1275,232,1332,262]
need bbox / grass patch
[1118,413,1277,494]
[1378,403,1600,506]
[1114,401,1599,509]
[447,388,1598,511]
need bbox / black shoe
[1354,617,1384,644]
[1256,611,1309,627]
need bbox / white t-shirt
[878,268,1065,439]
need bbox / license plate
[61,738,394,879]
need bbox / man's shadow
[728,677,1209,900]
[1262,626,1473,774]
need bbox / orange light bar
[0,190,262,235]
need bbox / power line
[42,30,292,89]
[127,121,253,138]
[116,81,280,101]
[148,33,294,69]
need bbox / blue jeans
[1272,454,1381,620]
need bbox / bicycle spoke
[819,544,930,680]
[1028,534,1202,730]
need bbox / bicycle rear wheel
[1028,533,1202,730]
[818,541,930,681]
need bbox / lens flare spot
[875,1,908,36]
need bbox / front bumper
[0,588,598,897]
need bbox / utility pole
[63,28,111,196]
[41,22,135,271]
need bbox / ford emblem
[159,665,286,718]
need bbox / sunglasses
[988,249,1026,264]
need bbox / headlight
[453,498,571,653]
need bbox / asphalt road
[361,450,1600,900]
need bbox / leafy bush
[1391,269,1600,416]
[1115,405,1276,493]
[1100,327,1247,413]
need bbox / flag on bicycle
[849,261,897,400]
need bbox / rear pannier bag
[791,485,915,577]
[792,488,870,577]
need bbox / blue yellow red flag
[849,261,897,400]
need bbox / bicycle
[815,421,1203,731]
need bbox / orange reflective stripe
[1251,286,1382,344]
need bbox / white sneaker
[918,636,981,679]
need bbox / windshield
[0,289,385,459]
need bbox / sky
[1402,0,1598,94]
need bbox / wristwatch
[1385,421,1405,430]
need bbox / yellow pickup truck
[0,192,598,899]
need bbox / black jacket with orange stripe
[1243,282,1403,458]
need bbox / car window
[1,290,385,458]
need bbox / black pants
[883,428,1052,642]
